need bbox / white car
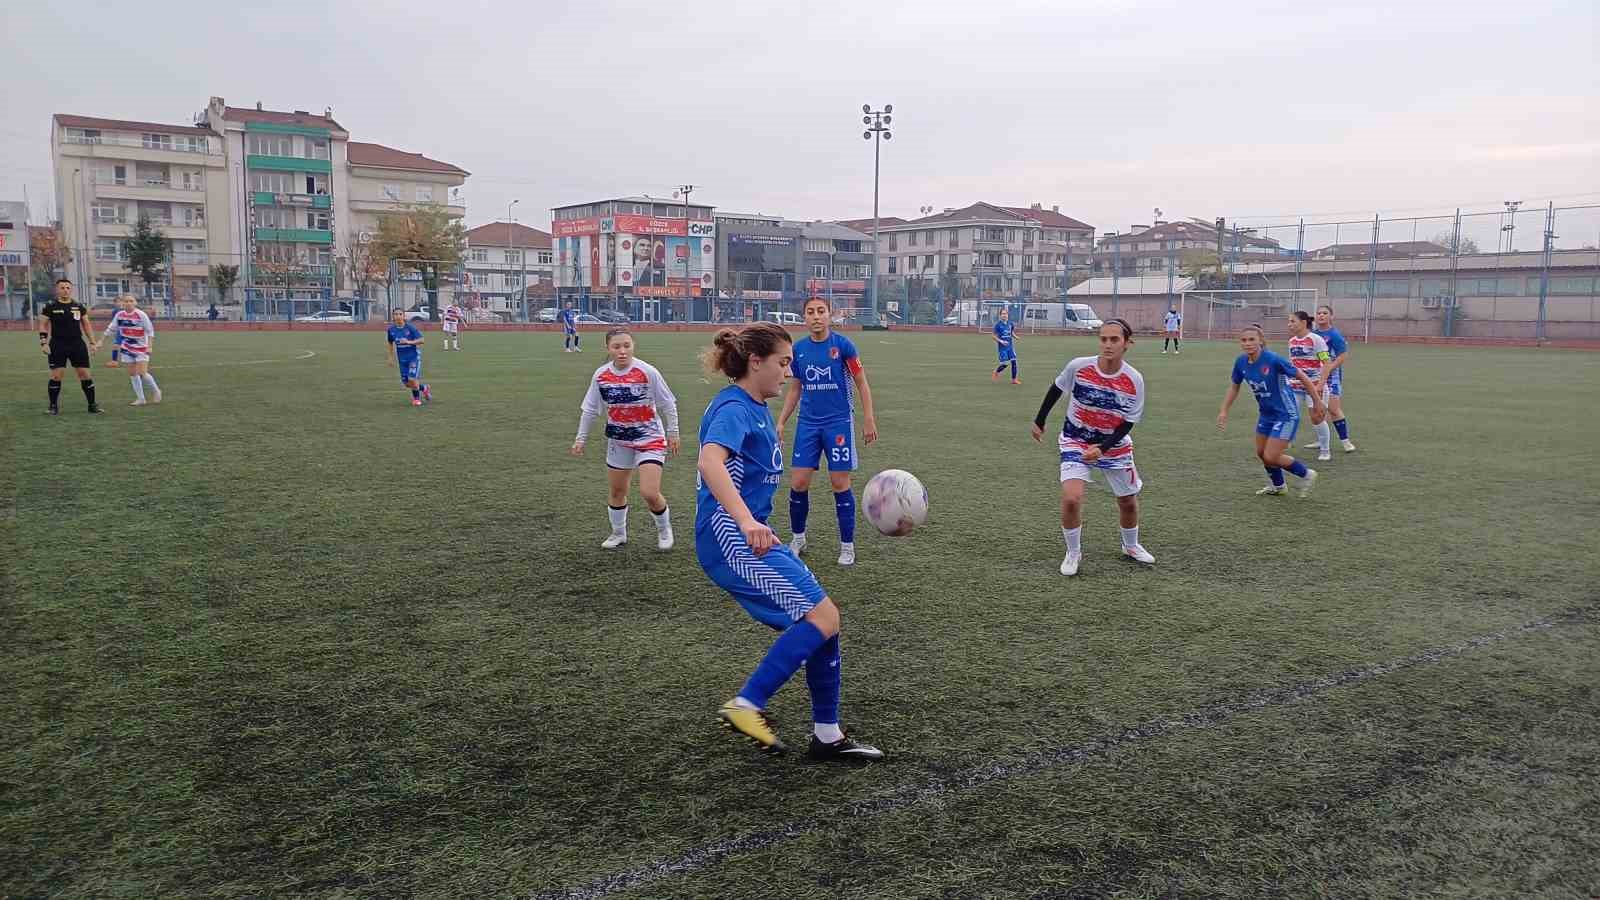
[405,308,432,321]
[536,307,559,323]
[295,310,355,323]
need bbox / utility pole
[861,104,892,318]
[507,198,519,319]
[674,184,694,318]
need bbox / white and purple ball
[863,469,928,537]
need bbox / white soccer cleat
[1122,544,1155,565]
[1298,468,1319,499]
[1059,551,1082,576]
[600,532,627,549]
[151,389,162,403]
[1341,440,1357,453]
[837,543,856,566]
[1256,484,1287,496]
[1317,450,1332,461]
[790,532,807,557]
[1303,441,1321,449]
[657,530,674,552]
[130,399,146,406]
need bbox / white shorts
[1060,461,1143,497]
[119,350,150,364]
[442,323,459,334]
[606,439,666,470]
[1296,387,1329,412]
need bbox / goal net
[1180,288,1319,341]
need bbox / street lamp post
[861,104,892,318]
[508,199,519,319]
[674,184,695,321]
[1502,200,1523,253]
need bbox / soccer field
[3,328,1598,899]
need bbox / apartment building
[346,141,468,240]
[799,221,875,307]
[863,202,1094,298]
[1092,219,1292,276]
[463,221,554,314]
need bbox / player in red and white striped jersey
[1286,311,1332,460]
[441,303,464,351]
[101,295,162,406]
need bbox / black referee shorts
[48,340,91,370]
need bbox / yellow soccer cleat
[718,701,786,753]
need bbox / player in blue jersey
[560,302,581,352]
[1217,324,1325,497]
[776,296,879,567]
[386,309,431,406]
[1305,305,1357,453]
[991,306,1020,384]
[697,323,883,764]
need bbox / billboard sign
[553,217,600,237]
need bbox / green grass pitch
[3,328,1597,898]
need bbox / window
[91,201,124,224]
[907,231,918,247]
[95,277,129,299]
[924,254,934,268]
[147,280,169,300]
[95,239,125,261]
[1149,256,1164,271]
[258,208,285,229]
[253,173,291,193]
[307,211,330,231]
[887,257,897,274]
[305,174,327,194]
[1531,276,1595,295]
[1328,278,1413,299]
[505,249,523,265]
[1455,277,1520,297]
[381,183,401,201]
[313,246,332,266]
[178,135,208,153]
[249,134,292,156]
[538,250,553,265]
[888,233,897,251]
[68,128,102,144]
[471,249,489,263]
[180,170,203,190]
[142,133,174,150]
[182,207,205,228]
[948,229,961,249]
[811,264,829,277]
[305,139,329,160]
[415,185,434,203]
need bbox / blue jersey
[1314,326,1348,358]
[1231,350,1301,419]
[560,308,577,331]
[789,332,859,423]
[695,385,784,532]
[387,323,422,360]
[994,319,1015,347]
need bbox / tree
[28,226,73,309]
[343,229,389,312]
[371,205,465,319]
[1179,249,1226,289]
[209,264,239,304]
[124,214,171,302]
[1430,231,1480,255]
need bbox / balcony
[64,134,216,155]
[247,155,333,174]
[255,228,334,244]
[972,236,1008,248]
[92,178,205,205]
[254,191,332,209]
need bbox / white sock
[142,373,159,392]
[651,505,671,533]
[1316,421,1331,452]
[130,376,145,402]
[813,722,844,743]
[1062,526,1081,553]
[1120,526,1140,549]
[732,696,760,711]
[607,505,628,534]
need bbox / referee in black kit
[40,278,102,414]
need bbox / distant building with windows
[552,195,718,321]
[856,202,1093,301]
[463,221,553,316]
[1092,219,1291,277]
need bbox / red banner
[636,285,691,298]
[612,214,687,236]
[806,279,866,292]
[553,217,600,237]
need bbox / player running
[385,309,431,406]
[992,306,1020,383]
[1162,306,1182,354]
[572,328,680,550]
[1217,324,1325,497]
[1031,319,1153,575]
[441,302,464,351]
[1305,305,1356,453]
[696,322,883,763]
[560,302,581,352]
[101,295,161,405]
[777,296,879,567]
[1285,310,1332,460]
[40,278,102,415]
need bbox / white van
[767,311,803,325]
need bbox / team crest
[1260,365,1270,375]
[835,434,846,446]
[829,347,840,359]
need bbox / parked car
[573,313,603,325]
[535,307,559,323]
[405,307,432,321]
[767,311,803,325]
[594,309,630,324]
[295,310,355,323]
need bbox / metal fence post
[1537,201,1555,343]
[1364,213,1380,343]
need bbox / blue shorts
[1256,414,1300,441]
[1327,368,1343,397]
[397,356,421,383]
[997,344,1016,363]
[791,419,857,472]
[696,511,827,630]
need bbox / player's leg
[1264,430,1317,498]
[109,344,121,367]
[993,347,1007,381]
[1010,354,1020,384]
[128,359,147,405]
[1307,392,1331,459]
[825,426,859,565]
[47,359,65,414]
[572,330,581,352]
[1109,467,1154,564]
[602,445,633,548]
[139,358,161,403]
[635,457,673,551]
[1162,333,1169,353]
[1254,431,1286,494]
[1328,376,1354,451]
[1058,465,1089,575]
[1173,332,1180,353]
[72,345,98,412]
[788,424,825,554]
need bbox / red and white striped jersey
[577,359,680,451]
[442,305,463,325]
[103,308,155,354]
[1053,356,1145,469]
[1286,332,1329,392]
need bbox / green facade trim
[244,122,331,138]
[247,155,333,174]
[253,192,332,209]
[256,228,334,244]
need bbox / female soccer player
[1162,306,1182,354]
[1217,324,1326,497]
[571,328,680,550]
[102,295,161,405]
[440,302,464,351]
[560,303,581,352]
[385,309,431,406]
[1285,310,1331,460]
[1307,304,1356,452]
[776,296,878,566]
[1031,319,1152,576]
[992,306,1020,383]
[697,322,882,763]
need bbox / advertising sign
[553,217,600,238]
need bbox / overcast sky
[4,0,1596,246]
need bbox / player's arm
[1292,367,1325,415]
[648,366,682,455]
[698,441,778,555]
[81,310,100,350]
[1217,383,1241,429]
[40,310,51,353]
[140,311,155,350]
[386,333,397,366]
[847,357,877,443]
[1032,361,1080,441]
[776,372,801,433]
[1323,335,1348,374]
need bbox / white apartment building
[462,222,554,314]
[346,141,468,240]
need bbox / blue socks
[739,620,827,709]
[1334,418,1349,440]
[805,635,841,726]
[834,490,855,543]
[1287,459,1309,478]
[1010,360,1019,379]
[411,388,420,399]
[790,489,810,535]
[1266,465,1285,487]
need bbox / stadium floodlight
[861,104,895,317]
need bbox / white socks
[651,505,671,534]
[142,373,159,392]
[1120,526,1140,550]
[813,722,844,743]
[732,696,760,711]
[1062,526,1082,552]
[607,505,627,535]
[130,376,145,402]
[1315,421,1331,452]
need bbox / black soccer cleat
[47,406,59,416]
[87,404,104,414]
[805,733,885,764]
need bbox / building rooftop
[553,195,715,209]
[833,216,909,232]
[348,141,469,176]
[465,222,552,249]
[53,113,211,137]
[1310,241,1451,259]
[222,105,346,132]
[1100,220,1282,249]
[1001,205,1094,231]
[801,222,873,242]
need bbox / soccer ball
[863,469,928,537]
